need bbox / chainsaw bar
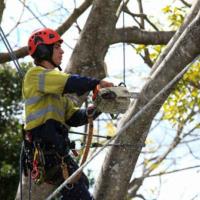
[128,91,140,99]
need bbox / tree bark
[66,0,122,79]
[15,173,56,200]
[111,27,174,45]
[94,8,200,200]
[0,0,5,23]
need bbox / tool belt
[22,120,89,187]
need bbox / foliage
[134,4,187,66]
[162,5,186,30]
[134,4,195,128]
[0,63,32,200]
[135,44,164,64]
[162,61,200,126]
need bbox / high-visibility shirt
[22,66,79,130]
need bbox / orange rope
[66,115,94,184]
[80,116,94,165]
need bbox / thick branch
[112,27,174,45]
[0,26,174,63]
[0,47,28,64]
[0,28,175,64]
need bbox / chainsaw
[92,85,139,114]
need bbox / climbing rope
[122,0,126,84]
[46,53,200,200]
[80,115,94,165]
[0,26,24,78]
[19,142,24,200]
[0,26,26,200]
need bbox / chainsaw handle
[92,84,100,101]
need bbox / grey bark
[66,0,122,79]
[111,27,174,45]
[15,174,56,200]
[0,0,5,23]
[94,7,200,200]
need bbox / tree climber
[22,27,113,200]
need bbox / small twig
[180,0,192,7]
[123,6,159,31]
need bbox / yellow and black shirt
[22,66,99,130]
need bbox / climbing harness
[31,144,46,185]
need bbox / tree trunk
[94,8,200,200]
[15,173,56,200]
[66,0,122,79]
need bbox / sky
[1,0,200,200]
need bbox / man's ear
[33,44,52,60]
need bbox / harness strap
[61,157,69,179]
[31,145,45,185]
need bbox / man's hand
[99,80,114,88]
[92,80,114,101]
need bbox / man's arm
[63,74,114,96]
[66,106,101,127]
[63,74,100,96]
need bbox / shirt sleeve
[63,74,100,96]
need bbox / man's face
[52,42,64,66]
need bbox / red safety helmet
[28,28,63,56]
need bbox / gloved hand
[87,104,101,118]
[93,80,114,101]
